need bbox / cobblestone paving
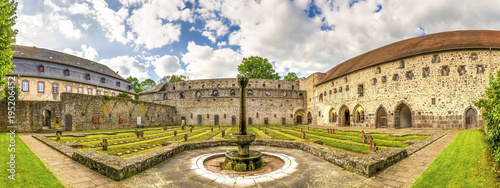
[19,134,124,188]
[20,127,460,188]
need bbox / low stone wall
[33,133,444,180]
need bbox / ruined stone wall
[312,49,499,129]
[0,93,175,132]
[140,78,306,125]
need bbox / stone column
[238,77,249,135]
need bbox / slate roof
[11,45,127,82]
[317,30,500,85]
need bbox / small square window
[52,84,58,93]
[66,85,71,93]
[393,74,399,81]
[38,82,44,93]
[406,71,413,80]
[373,78,377,85]
[458,65,466,76]
[86,74,91,80]
[112,92,115,97]
[117,82,121,87]
[345,85,349,91]
[441,66,449,76]
[423,67,430,77]
[96,90,101,95]
[358,85,364,97]
[432,55,440,63]
[88,88,92,95]
[64,69,70,76]
[376,67,381,74]
[477,65,484,74]
[22,81,29,91]
[382,76,387,83]
[432,98,436,105]
[101,77,106,83]
[400,61,405,69]
[39,65,44,72]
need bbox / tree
[126,76,141,93]
[283,72,298,81]
[475,70,500,163]
[159,74,189,83]
[140,78,156,91]
[0,0,18,99]
[237,56,280,80]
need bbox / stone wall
[140,78,306,125]
[310,49,499,129]
[0,93,176,132]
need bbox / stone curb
[32,132,444,180]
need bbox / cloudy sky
[14,0,500,82]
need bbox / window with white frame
[66,85,71,93]
[87,88,92,95]
[52,83,58,93]
[22,81,29,91]
[78,87,83,94]
[38,82,44,93]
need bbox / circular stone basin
[221,150,263,171]
[205,153,284,176]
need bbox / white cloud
[100,56,149,79]
[86,0,130,44]
[182,41,242,79]
[127,0,189,49]
[151,55,184,78]
[201,19,229,43]
[55,14,82,39]
[63,45,99,61]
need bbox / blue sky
[14,0,500,82]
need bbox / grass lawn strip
[270,128,374,154]
[411,131,499,188]
[250,127,271,139]
[223,127,237,139]
[0,133,64,187]
[71,126,166,133]
[301,128,409,147]
[264,129,295,140]
[181,130,212,142]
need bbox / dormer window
[64,69,70,76]
[471,52,478,60]
[39,65,44,72]
[432,54,440,63]
[101,77,106,83]
[116,82,121,87]
[86,74,91,80]
[128,85,132,90]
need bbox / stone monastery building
[141,30,500,129]
[4,30,499,131]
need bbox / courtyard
[4,125,482,188]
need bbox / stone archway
[43,110,51,129]
[464,108,477,129]
[307,112,312,124]
[376,106,388,128]
[394,102,412,128]
[294,109,305,125]
[339,105,350,126]
[353,104,364,124]
[328,108,336,124]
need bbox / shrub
[117,92,131,99]
[475,69,500,163]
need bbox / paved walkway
[19,134,123,188]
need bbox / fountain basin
[221,150,264,171]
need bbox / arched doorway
[44,110,51,129]
[294,109,305,125]
[465,108,477,129]
[353,105,364,123]
[328,108,336,124]
[214,115,219,125]
[376,106,388,128]
[231,116,236,125]
[395,103,412,128]
[339,105,350,126]
[307,112,312,124]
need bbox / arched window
[211,90,218,96]
[262,83,266,87]
[217,84,221,87]
[291,85,294,90]
[319,94,323,102]
[278,84,281,89]
[195,91,202,98]
[247,90,253,96]
[298,93,303,98]
[163,93,168,100]
[230,89,236,96]
[179,92,184,99]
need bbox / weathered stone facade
[0,93,175,132]
[310,49,498,129]
[140,78,306,125]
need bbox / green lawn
[0,133,64,188]
[71,125,167,133]
[411,131,499,188]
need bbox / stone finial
[302,131,306,139]
[102,139,109,151]
[221,130,225,137]
[361,134,366,144]
[369,142,378,153]
[367,135,373,144]
[184,134,188,141]
[173,130,177,136]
